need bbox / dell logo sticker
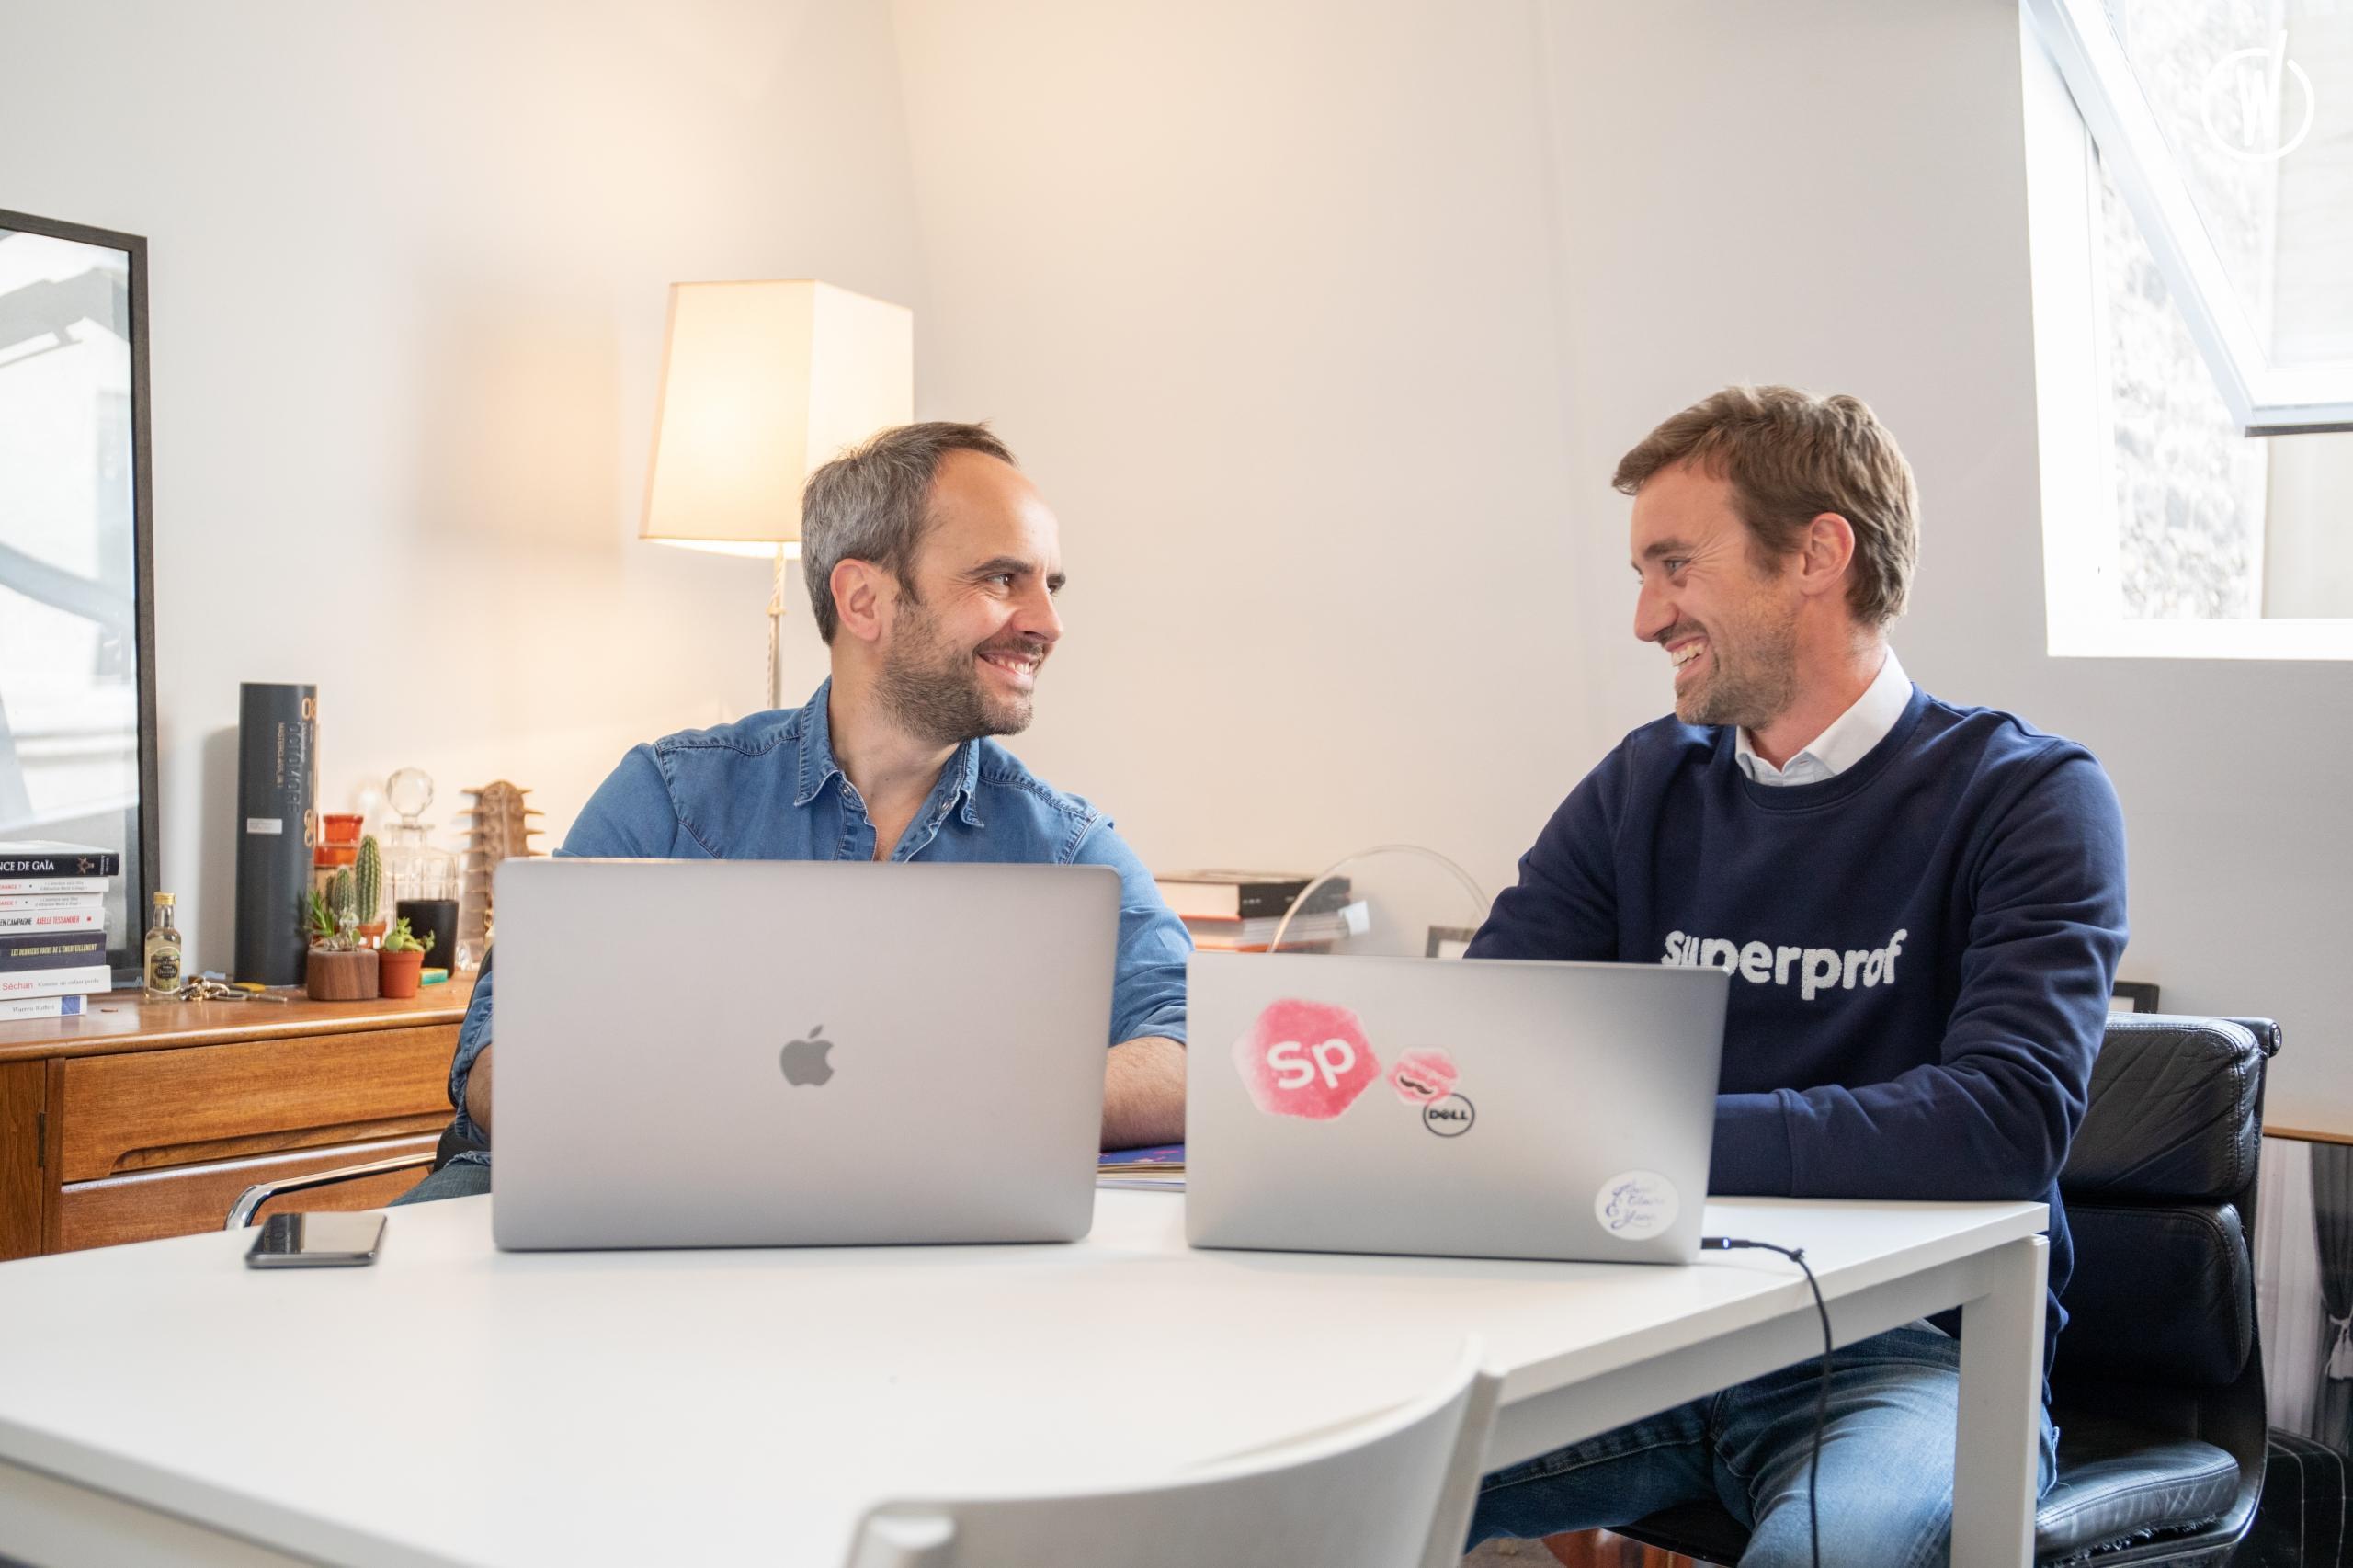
[1421,1094,1475,1137]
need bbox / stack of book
[1154,869,1355,952]
[0,841,119,1021]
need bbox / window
[2025,0,2353,655]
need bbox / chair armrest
[223,1151,438,1231]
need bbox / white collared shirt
[1735,649,1912,787]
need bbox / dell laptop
[490,858,1119,1250]
[1187,950,1730,1264]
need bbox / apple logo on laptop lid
[779,1025,835,1087]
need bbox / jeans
[391,1160,492,1205]
[1470,1324,2059,1568]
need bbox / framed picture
[2110,981,2162,1014]
[1425,926,1478,960]
[0,209,158,983]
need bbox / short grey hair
[800,421,1017,643]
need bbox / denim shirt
[444,680,1190,1164]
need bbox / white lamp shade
[641,279,914,551]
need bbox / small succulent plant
[305,875,361,952]
[305,886,337,948]
[380,916,436,956]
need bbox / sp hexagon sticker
[1233,998,1381,1120]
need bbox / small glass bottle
[380,767,461,971]
[380,768,459,905]
[142,892,183,999]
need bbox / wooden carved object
[455,780,543,964]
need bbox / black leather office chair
[1615,1014,2282,1568]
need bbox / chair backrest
[2053,1013,2282,1544]
[841,1341,1499,1568]
[2057,1014,2279,1389]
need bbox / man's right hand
[465,1043,494,1135]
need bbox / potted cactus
[376,915,434,999]
[354,834,386,947]
[303,868,380,1001]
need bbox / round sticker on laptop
[1595,1171,1679,1240]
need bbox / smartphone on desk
[244,1211,386,1267]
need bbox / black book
[1154,870,1353,921]
[0,930,111,974]
[0,841,122,880]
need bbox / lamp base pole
[767,547,790,712]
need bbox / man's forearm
[1711,1058,2080,1201]
[467,1035,1176,1150]
[464,1043,494,1137]
[1102,1034,1184,1150]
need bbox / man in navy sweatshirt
[1464,386,2127,1565]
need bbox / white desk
[0,1191,2046,1568]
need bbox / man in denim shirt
[398,422,1189,1205]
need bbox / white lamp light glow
[641,279,914,704]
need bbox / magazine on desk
[1097,1143,1185,1190]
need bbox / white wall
[892,0,2352,1108]
[888,0,1586,914]
[2267,434,2353,617]
[0,0,924,970]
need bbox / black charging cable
[1700,1235,1832,1568]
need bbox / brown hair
[1612,386,1918,626]
[800,422,1017,643]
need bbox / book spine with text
[0,966,112,999]
[0,892,107,912]
[0,932,111,974]
[0,994,89,1021]
[0,909,106,935]
[1155,881,1312,920]
[1158,880,1353,919]
[0,879,110,898]
[0,851,121,879]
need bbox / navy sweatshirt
[1469,684,2128,1371]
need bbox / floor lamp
[640,279,915,710]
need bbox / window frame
[2024,0,2353,437]
[2020,6,2353,659]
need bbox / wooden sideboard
[0,981,472,1259]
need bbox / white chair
[843,1340,1499,1568]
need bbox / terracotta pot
[305,947,380,1002]
[358,920,387,949]
[378,948,424,999]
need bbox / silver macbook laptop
[490,858,1119,1250]
[1187,951,1729,1264]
